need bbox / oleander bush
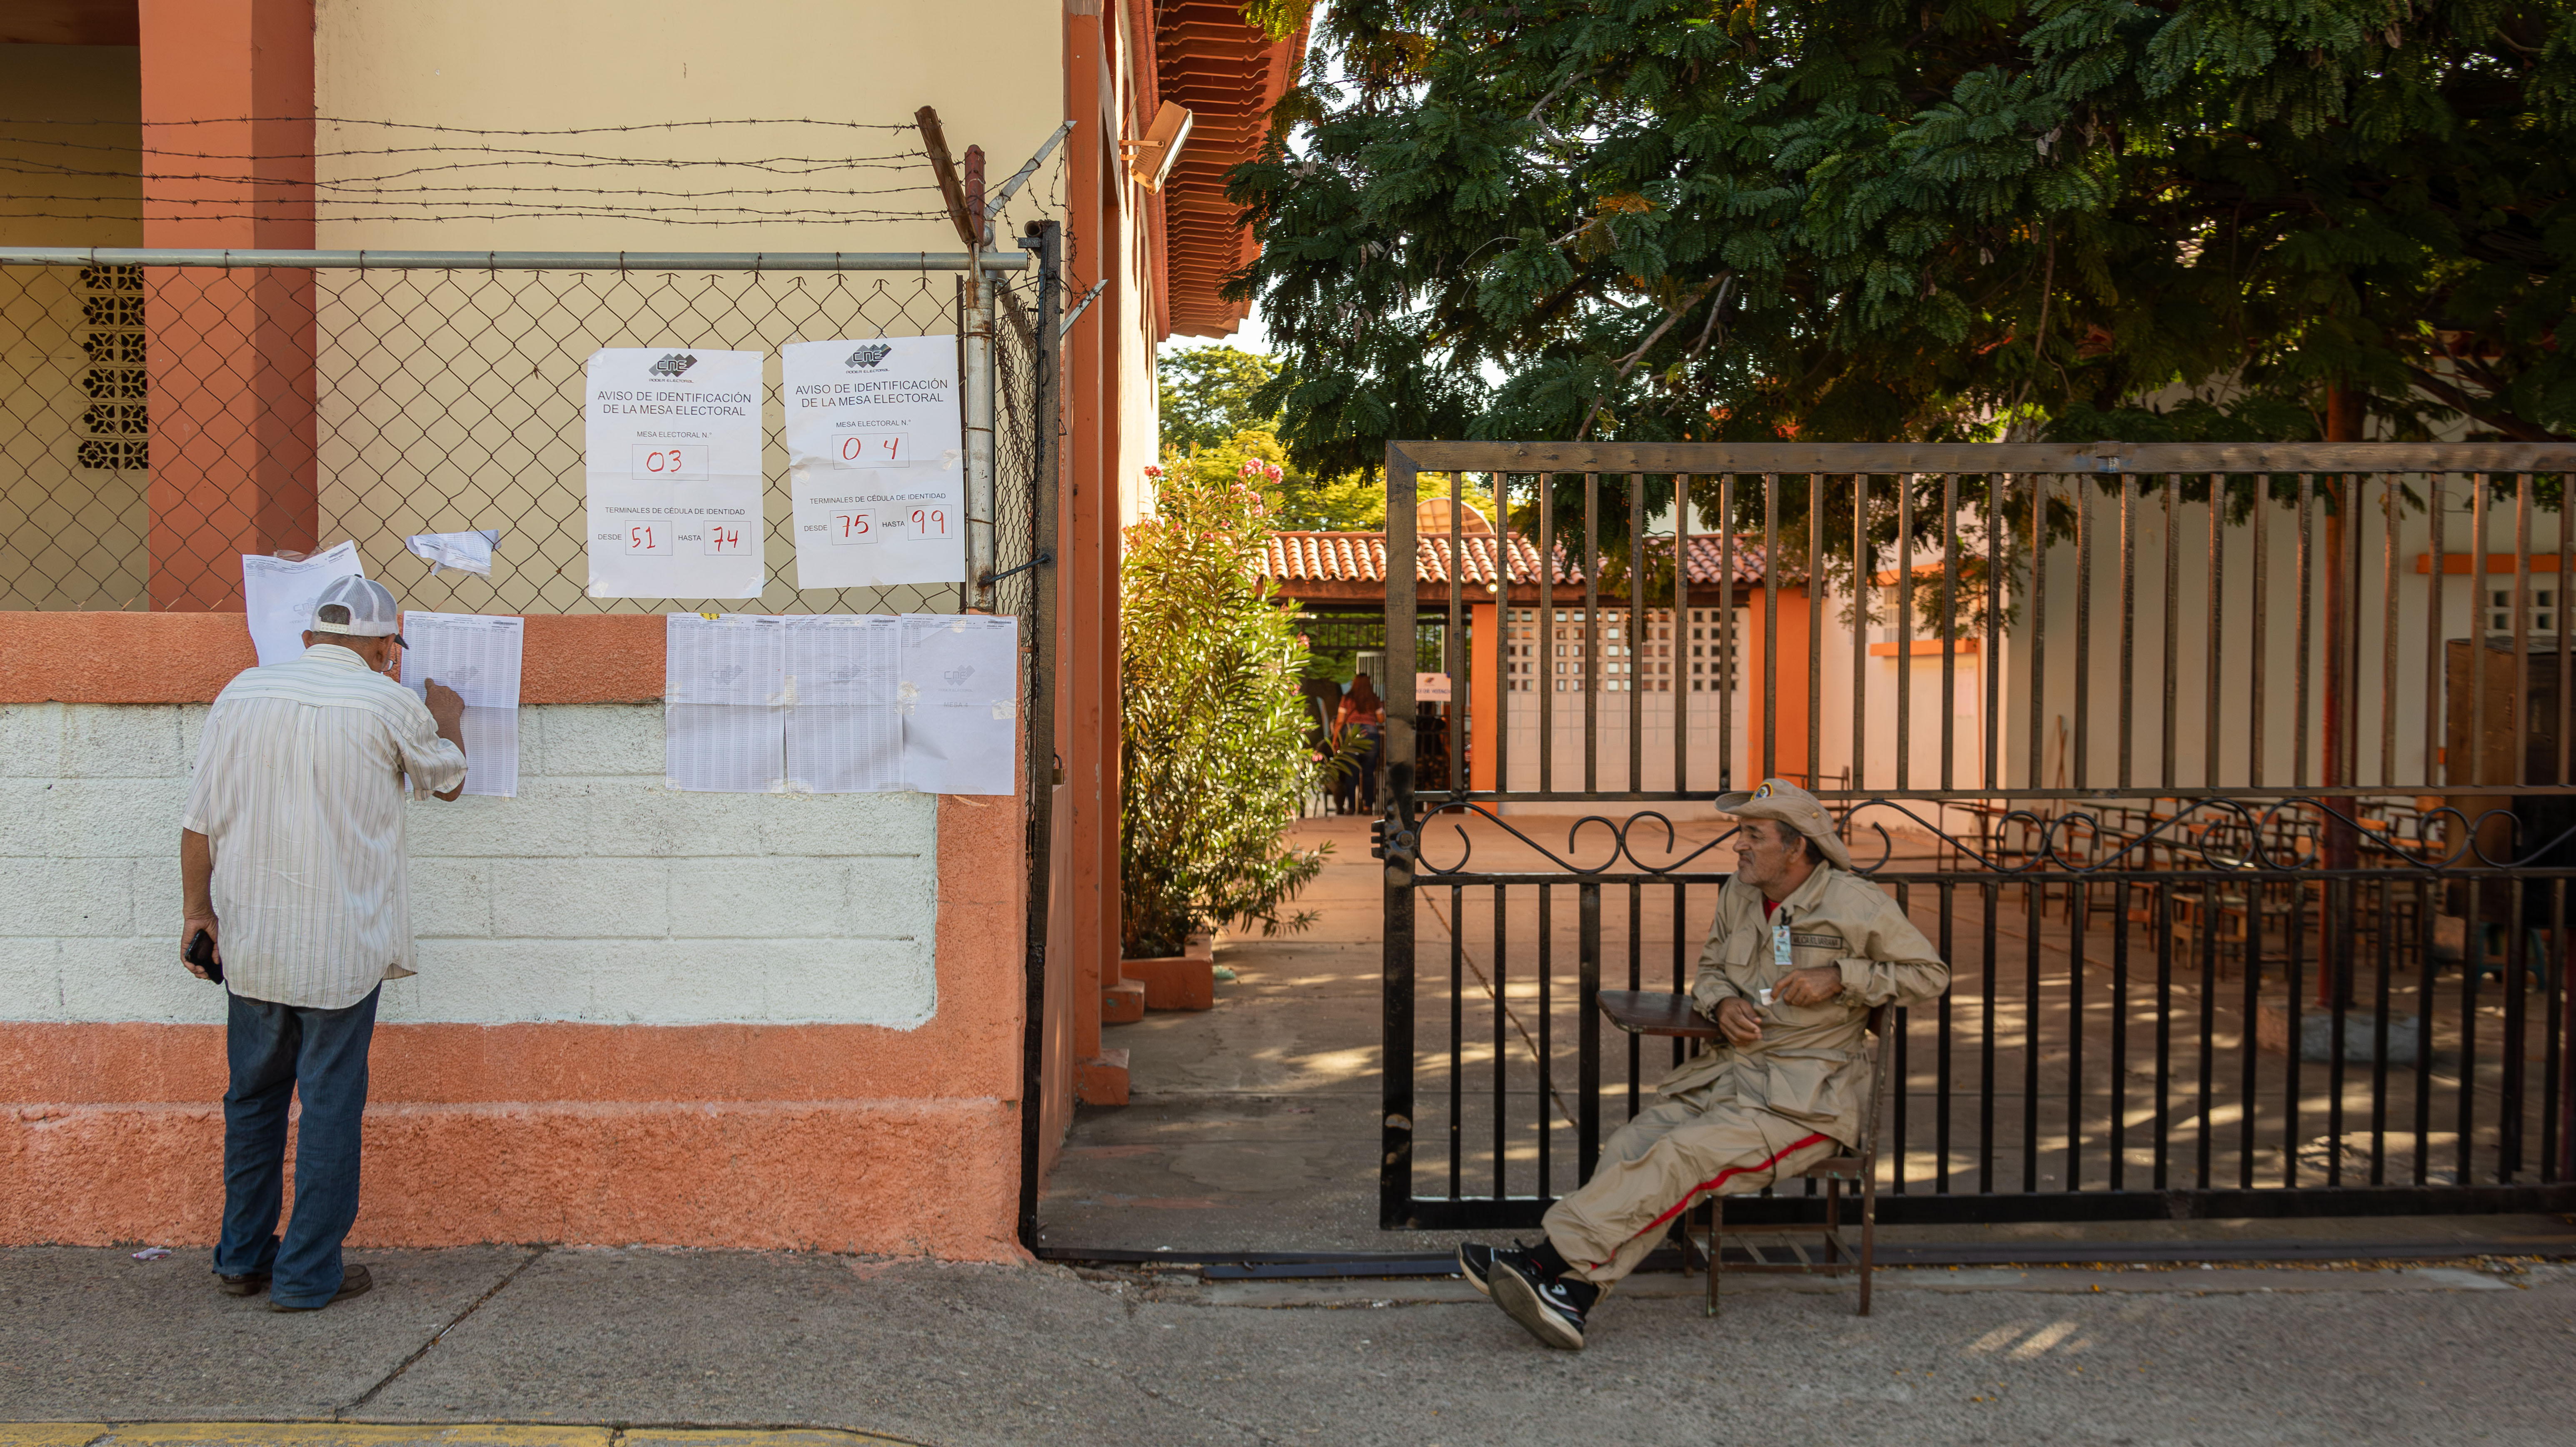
[1120,461,1330,959]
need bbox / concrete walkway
[7,1246,2576,1445]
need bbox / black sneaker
[217,1272,269,1297]
[1457,1240,1528,1297]
[1490,1253,1598,1350]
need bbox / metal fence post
[965,259,999,610]
[1017,220,1063,1250]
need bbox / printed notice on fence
[583,348,765,599]
[782,336,965,590]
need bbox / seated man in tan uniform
[1458,779,1949,1349]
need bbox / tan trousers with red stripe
[1541,1080,1844,1286]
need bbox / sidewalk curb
[0,1428,920,1447]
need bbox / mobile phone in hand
[186,928,223,986]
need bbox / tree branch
[2401,364,2569,442]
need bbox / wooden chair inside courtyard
[1597,990,1892,1316]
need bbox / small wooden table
[1598,989,1723,1040]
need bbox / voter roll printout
[663,613,1016,796]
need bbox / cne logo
[648,353,699,378]
[845,343,894,370]
[942,663,977,687]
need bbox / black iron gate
[1379,441,2576,1227]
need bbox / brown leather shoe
[267,1263,372,1312]
[218,1272,270,1297]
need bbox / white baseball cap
[310,575,406,646]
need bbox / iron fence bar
[2118,473,2136,789]
[1450,882,1465,1200]
[1538,882,1555,1197]
[1987,477,2004,797]
[2240,872,2262,1189]
[2028,480,2047,800]
[1720,474,1737,790]
[1853,474,1870,792]
[1673,474,1691,798]
[2507,878,2531,1180]
[1942,473,1960,795]
[2380,476,2401,787]
[1539,474,1555,795]
[1763,475,1780,780]
[2426,473,2449,789]
[2371,875,2396,1185]
[2517,475,2534,792]
[1808,474,1825,785]
[1983,877,2000,1191]
[1494,882,1510,1197]
[2327,876,2350,1187]
[2073,479,2093,790]
[0,245,1028,271]
[2162,477,2179,789]
[2461,874,2483,1184]
[2218,484,2236,789]
[1937,877,1957,1193]
[2154,883,2174,1190]
[2068,865,2088,1190]
[2025,856,2044,1191]
[1629,472,1644,792]
[1379,443,1420,1229]
[2198,877,2219,1187]
[1626,882,1642,1115]
[2287,875,2306,1188]
[1580,881,1603,1178]
[1496,475,1514,802]
[1898,475,1914,794]
[2111,877,2131,1190]
[1584,472,1600,794]
[2297,471,2316,793]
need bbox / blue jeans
[215,984,380,1307]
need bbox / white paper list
[898,613,1018,795]
[783,337,966,589]
[784,614,902,793]
[585,348,766,600]
[399,611,525,797]
[664,612,786,792]
[239,540,364,666]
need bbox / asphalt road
[5,1247,2572,1446]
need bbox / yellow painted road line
[0,1427,111,1447]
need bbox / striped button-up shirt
[181,644,468,1009]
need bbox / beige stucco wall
[312,0,1066,253]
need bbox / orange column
[1469,600,1499,792]
[138,0,317,611]
[1742,585,1812,787]
[1063,8,1128,1105]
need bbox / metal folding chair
[1598,993,1890,1317]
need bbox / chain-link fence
[0,255,1041,616]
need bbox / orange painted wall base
[4,1096,1020,1258]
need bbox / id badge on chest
[1760,919,1792,1007]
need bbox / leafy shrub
[1120,462,1329,958]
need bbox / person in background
[179,576,469,1312]
[1336,672,1386,815]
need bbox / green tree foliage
[1231,0,2576,473]
[1121,467,1329,958]
[1159,345,1286,454]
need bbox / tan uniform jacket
[1658,863,1949,1147]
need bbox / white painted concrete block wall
[0,702,939,1026]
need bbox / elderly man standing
[1458,779,1948,1349]
[180,576,467,1312]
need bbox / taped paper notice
[407,528,499,577]
[783,337,966,589]
[400,611,524,797]
[897,613,1018,795]
[584,348,765,600]
[240,541,364,667]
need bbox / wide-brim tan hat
[1713,778,1853,871]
